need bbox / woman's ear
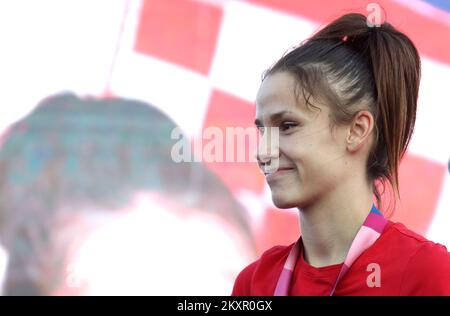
[346,110,374,152]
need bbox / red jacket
[232,221,450,296]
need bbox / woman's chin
[271,194,299,209]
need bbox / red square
[383,153,446,235]
[201,89,265,194]
[135,0,223,75]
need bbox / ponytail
[367,23,421,208]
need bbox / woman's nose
[256,127,279,165]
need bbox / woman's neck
[298,180,374,268]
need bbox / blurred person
[233,13,450,296]
[0,93,255,295]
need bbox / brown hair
[264,13,421,213]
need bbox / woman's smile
[264,167,295,182]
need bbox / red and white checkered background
[109,0,450,253]
[0,0,449,280]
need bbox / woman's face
[255,71,350,209]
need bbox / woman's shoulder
[231,243,294,295]
[400,240,450,294]
[386,221,431,242]
[384,220,449,260]
[385,221,450,294]
[385,221,448,251]
[245,243,294,271]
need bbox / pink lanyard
[274,204,388,296]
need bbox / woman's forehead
[256,72,297,107]
[256,73,322,120]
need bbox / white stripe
[408,57,450,165]
[209,1,318,103]
[426,171,450,249]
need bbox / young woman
[232,13,450,296]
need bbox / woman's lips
[264,168,294,181]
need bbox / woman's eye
[280,122,298,131]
